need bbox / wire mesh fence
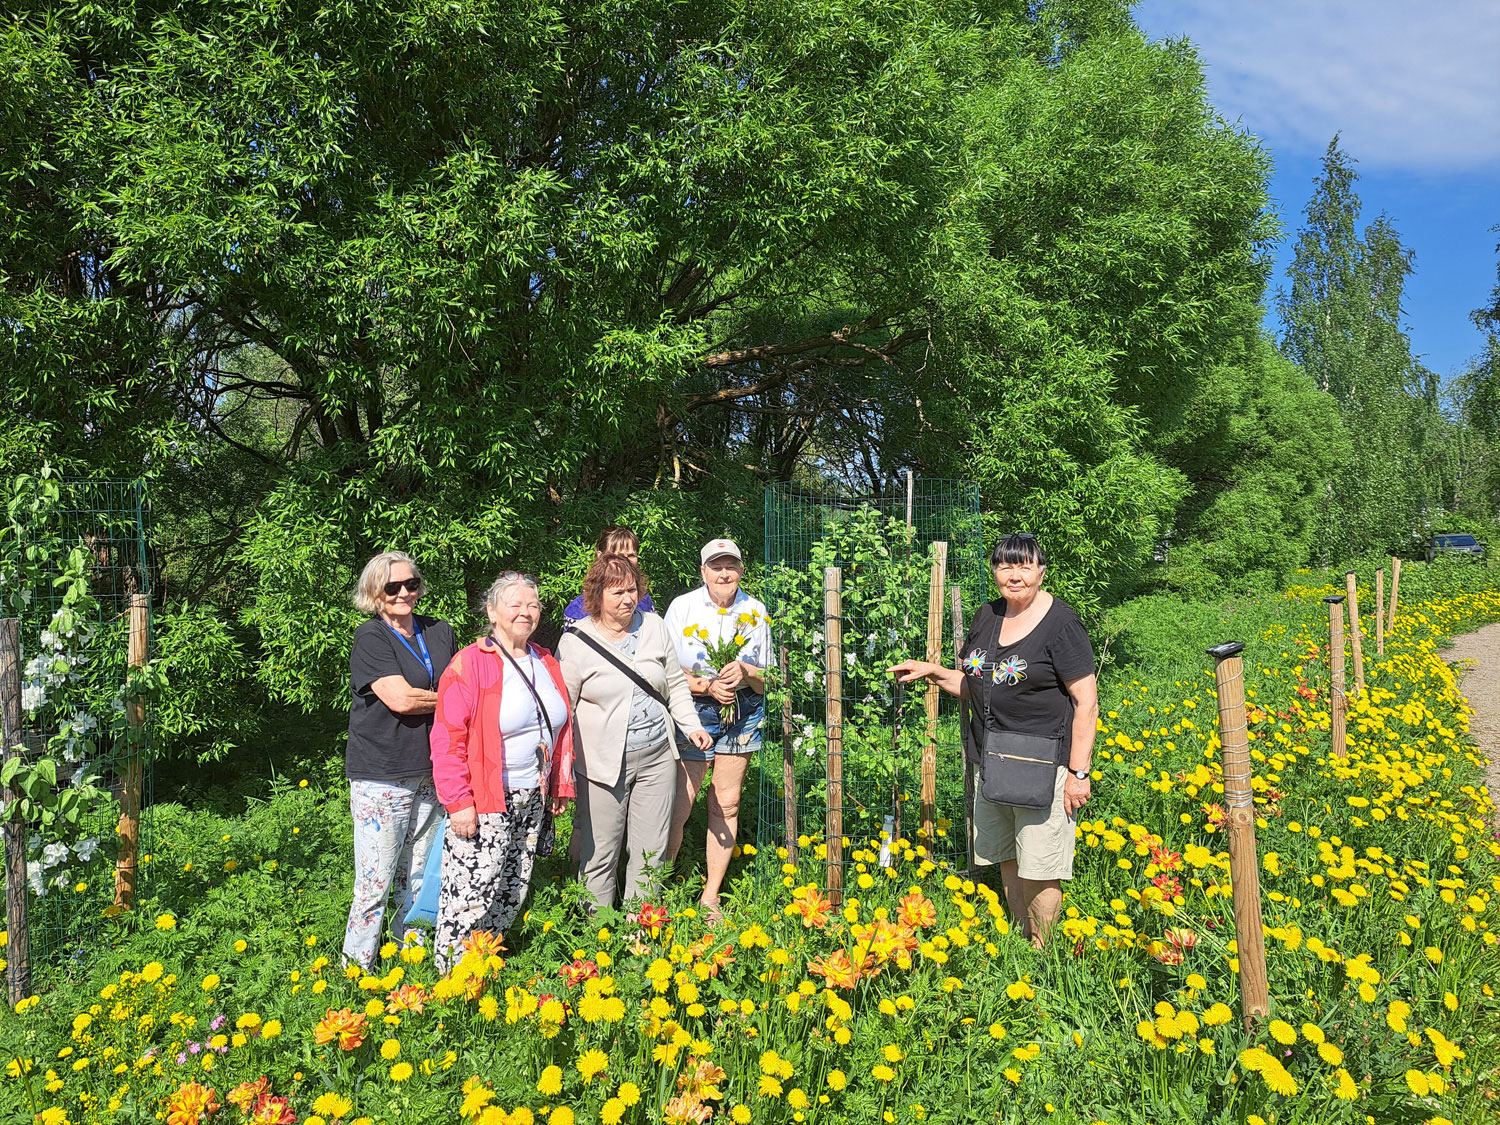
[7,479,153,977]
[756,479,986,887]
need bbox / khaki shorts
[970,765,1075,881]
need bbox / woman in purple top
[563,526,654,625]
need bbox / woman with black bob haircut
[890,533,1098,946]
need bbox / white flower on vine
[26,862,45,896]
[21,683,45,713]
[803,668,816,685]
[70,711,97,735]
[844,650,858,668]
[42,841,69,867]
[74,837,99,862]
[50,871,69,889]
[39,629,59,650]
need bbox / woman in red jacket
[429,572,575,970]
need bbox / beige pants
[971,765,1076,881]
[575,737,675,908]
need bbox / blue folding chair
[406,816,446,927]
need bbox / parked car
[1424,533,1485,562]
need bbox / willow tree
[2,0,1283,716]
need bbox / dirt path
[1445,622,1500,829]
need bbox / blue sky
[1133,0,1500,381]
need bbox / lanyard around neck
[387,620,434,686]
[499,645,555,743]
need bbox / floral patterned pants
[342,775,442,970]
[434,787,545,972]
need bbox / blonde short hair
[353,550,425,615]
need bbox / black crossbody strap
[565,626,671,711]
[498,645,555,740]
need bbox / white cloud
[1134,0,1500,171]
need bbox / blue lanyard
[387,620,434,686]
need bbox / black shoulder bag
[973,606,1067,810]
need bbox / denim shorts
[677,692,765,762]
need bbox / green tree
[1277,138,1440,558]
[0,0,1303,722]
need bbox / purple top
[562,590,654,626]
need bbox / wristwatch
[1068,768,1091,781]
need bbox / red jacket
[430,639,576,815]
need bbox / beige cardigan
[558,611,707,786]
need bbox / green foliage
[0,2,1478,741]
[1277,139,1447,561]
[765,507,939,837]
[1152,341,1350,599]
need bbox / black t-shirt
[960,597,1095,746]
[347,615,458,782]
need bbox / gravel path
[1445,622,1500,829]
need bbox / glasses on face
[383,577,422,596]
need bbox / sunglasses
[383,578,422,596]
[1008,532,1037,540]
[500,570,539,585]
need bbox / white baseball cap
[700,538,743,564]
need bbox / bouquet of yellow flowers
[687,609,765,724]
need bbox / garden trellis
[1,478,154,983]
[756,479,985,883]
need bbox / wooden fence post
[113,594,148,910]
[779,645,797,865]
[1345,572,1365,697]
[921,543,947,848]
[1325,595,1348,759]
[1207,641,1270,1033]
[823,568,843,905]
[951,586,973,873]
[1375,569,1385,657]
[1,618,30,1004]
[1388,557,1401,633]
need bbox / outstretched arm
[888,660,968,698]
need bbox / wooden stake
[1345,572,1365,697]
[823,568,844,905]
[1325,595,1348,760]
[1388,557,1401,634]
[113,594,148,910]
[1207,641,1270,1033]
[779,645,797,864]
[1375,570,1385,656]
[951,585,973,873]
[1,618,30,1004]
[921,543,947,848]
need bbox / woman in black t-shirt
[890,534,1098,947]
[343,550,457,969]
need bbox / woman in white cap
[663,537,772,920]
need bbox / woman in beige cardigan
[559,555,713,908]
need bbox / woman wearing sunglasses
[343,550,458,969]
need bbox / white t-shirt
[663,587,773,677]
[497,648,569,789]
